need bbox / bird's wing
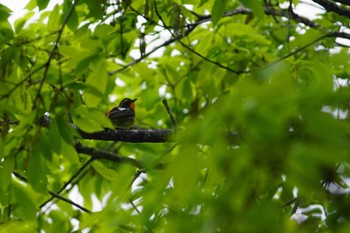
[108,107,135,119]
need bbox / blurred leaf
[37,0,50,10]
[92,160,118,181]
[0,21,13,46]
[63,0,78,31]
[47,4,61,32]
[12,179,37,222]
[72,106,107,133]
[48,118,62,154]
[61,141,79,164]
[0,155,13,194]
[27,146,48,193]
[211,0,227,26]
[240,0,264,19]
[0,4,11,21]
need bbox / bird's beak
[130,99,137,110]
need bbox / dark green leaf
[37,0,50,10]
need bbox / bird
[106,98,137,129]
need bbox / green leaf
[61,141,79,164]
[0,4,11,21]
[211,0,227,26]
[92,161,118,181]
[85,59,107,107]
[37,0,50,10]
[56,115,74,144]
[12,179,37,222]
[0,155,14,193]
[27,147,48,193]
[240,0,264,19]
[25,0,37,10]
[0,21,13,46]
[63,0,78,31]
[72,106,106,133]
[48,119,62,154]
[47,4,61,32]
[0,220,36,233]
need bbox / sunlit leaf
[47,4,61,32]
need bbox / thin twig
[32,0,79,109]
[48,191,91,213]
[0,63,46,101]
[287,0,293,42]
[266,33,329,67]
[130,198,141,215]
[39,157,95,209]
[153,0,244,74]
[162,99,177,127]
[108,25,197,75]
[12,171,91,213]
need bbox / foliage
[1,0,350,232]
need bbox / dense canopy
[1,0,350,232]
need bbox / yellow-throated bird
[106,98,137,129]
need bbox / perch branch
[78,128,174,143]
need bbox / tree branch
[333,0,350,7]
[74,142,142,168]
[312,0,350,18]
[78,128,174,143]
[107,4,350,76]
[189,6,320,29]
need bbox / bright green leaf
[47,4,61,32]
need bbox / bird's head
[119,98,137,110]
